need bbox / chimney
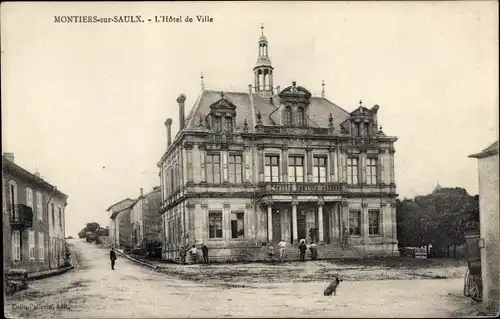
[3,152,14,162]
[165,118,173,147]
[177,94,186,130]
[140,188,144,197]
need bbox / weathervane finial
[321,80,325,98]
[359,99,363,106]
[200,72,205,90]
[261,23,264,35]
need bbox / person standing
[342,228,349,249]
[179,246,187,265]
[110,249,117,270]
[189,244,199,264]
[201,244,209,264]
[298,239,307,262]
[309,242,318,260]
[278,239,287,262]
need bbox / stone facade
[107,198,134,248]
[2,153,68,273]
[158,27,399,262]
[130,187,162,247]
[469,141,499,312]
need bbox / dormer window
[352,122,360,137]
[212,116,222,132]
[224,116,233,132]
[283,106,292,126]
[297,107,306,127]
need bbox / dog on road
[324,275,343,296]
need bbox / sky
[1,1,498,237]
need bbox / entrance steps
[270,243,376,262]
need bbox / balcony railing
[259,182,345,195]
[10,204,33,229]
[209,133,235,143]
[257,126,331,136]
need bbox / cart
[463,220,482,301]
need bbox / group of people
[268,238,319,262]
[179,244,209,264]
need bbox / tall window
[9,182,18,220]
[231,211,245,238]
[206,154,221,183]
[297,107,306,126]
[228,155,243,184]
[224,117,233,132]
[367,158,378,185]
[51,203,55,225]
[349,210,361,236]
[58,207,62,227]
[26,187,33,208]
[283,106,292,126]
[352,122,360,137]
[368,209,380,235]
[265,155,280,182]
[212,116,222,132]
[28,231,36,261]
[363,122,370,136]
[36,192,43,221]
[208,211,223,239]
[38,232,45,260]
[11,230,21,262]
[347,158,359,185]
[2,178,6,212]
[288,156,304,182]
[313,157,327,183]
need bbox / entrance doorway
[297,210,307,241]
[272,208,281,242]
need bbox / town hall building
[158,26,399,262]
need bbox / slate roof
[182,89,350,133]
[469,141,499,159]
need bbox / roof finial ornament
[378,125,383,134]
[321,80,325,98]
[261,23,264,35]
[256,110,262,125]
[200,72,205,90]
[359,99,363,106]
[199,115,204,128]
[220,91,224,99]
[328,113,334,128]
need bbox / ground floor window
[28,231,35,261]
[231,211,244,238]
[38,232,44,261]
[12,230,21,262]
[368,209,380,235]
[209,211,223,239]
[349,210,361,236]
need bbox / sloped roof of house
[182,88,350,135]
[468,140,499,159]
[106,198,134,212]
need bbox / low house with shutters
[2,153,68,274]
[157,26,399,262]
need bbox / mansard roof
[182,89,351,133]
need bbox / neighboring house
[130,187,162,248]
[157,27,399,262]
[2,153,69,273]
[469,140,499,312]
[107,198,134,248]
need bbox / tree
[85,222,100,233]
[78,228,87,239]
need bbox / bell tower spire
[253,23,274,97]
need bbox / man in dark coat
[298,240,307,262]
[110,249,117,270]
[179,246,187,265]
[201,244,209,264]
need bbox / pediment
[351,106,372,116]
[279,83,312,98]
[209,93,237,111]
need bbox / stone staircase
[272,242,368,262]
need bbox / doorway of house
[297,210,307,241]
[272,208,281,242]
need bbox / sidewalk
[101,243,159,270]
[27,265,74,280]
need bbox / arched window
[297,107,306,127]
[283,106,292,126]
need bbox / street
[5,239,477,318]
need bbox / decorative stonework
[223,202,231,209]
[381,203,388,207]
[183,142,194,150]
[198,144,206,150]
[389,149,396,154]
[201,204,209,209]
[362,203,368,208]
[245,204,253,210]
[317,199,324,206]
[186,203,196,211]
